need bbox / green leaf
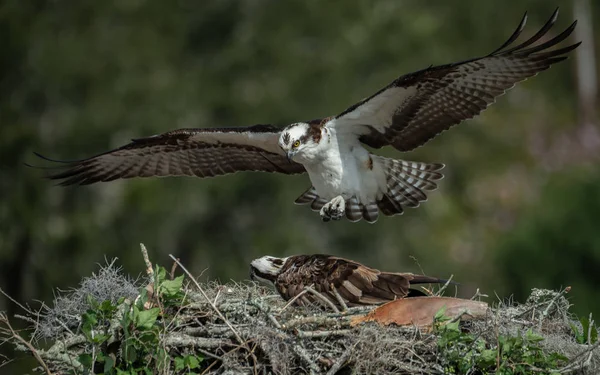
[135,289,149,310]
[93,333,109,345]
[174,356,185,371]
[155,266,167,285]
[124,341,138,363]
[77,353,93,369]
[479,349,497,366]
[104,355,115,373]
[81,311,98,340]
[134,307,160,330]
[570,322,584,343]
[434,306,448,322]
[525,329,544,343]
[580,317,599,344]
[185,354,201,369]
[87,294,99,309]
[100,300,117,315]
[444,321,460,332]
[82,311,98,328]
[160,275,184,297]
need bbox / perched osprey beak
[286,151,293,162]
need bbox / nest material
[7,262,600,375]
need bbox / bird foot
[320,196,346,222]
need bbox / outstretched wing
[332,8,580,152]
[32,124,305,185]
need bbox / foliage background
[1,0,598,372]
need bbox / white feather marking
[250,256,287,276]
[333,86,418,133]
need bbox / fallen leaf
[350,297,488,327]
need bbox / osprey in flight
[250,254,449,307]
[33,9,579,223]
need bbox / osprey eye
[293,140,301,148]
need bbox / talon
[319,196,346,222]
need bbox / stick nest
[2,260,599,375]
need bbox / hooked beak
[286,151,293,162]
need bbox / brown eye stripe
[271,258,284,266]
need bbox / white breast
[303,127,386,203]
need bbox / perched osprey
[32,9,579,223]
[250,254,449,307]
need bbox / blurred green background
[1,0,599,371]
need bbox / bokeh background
[1,0,599,371]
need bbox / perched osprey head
[278,122,325,164]
[250,255,287,286]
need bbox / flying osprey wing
[32,125,305,185]
[333,8,580,152]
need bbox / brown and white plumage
[250,254,450,307]
[33,125,305,185]
[336,8,580,152]
[30,9,579,222]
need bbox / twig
[557,340,600,373]
[168,254,258,373]
[0,313,52,375]
[330,284,348,312]
[170,258,180,280]
[471,288,489,301]
[294,344,320,374]
[247,300,282,330]
[296,329,352,338]
[277,289,309,315]
[434,274,454,297]
[162,334,233,348]
[140,243,153,277]
[587,313,594,345]
[326,347,353,375]
[283,315,352,330]
[304,286,339,313]
[540,288,569,323]
[448,310,469,324]
[213,287,222,306]
[200,358,219,375]
[0,288,34,315]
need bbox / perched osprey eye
[292,140,301,148]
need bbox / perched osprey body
[250,254,449,307]
[33,9,579,223]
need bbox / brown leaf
[350,296,489,327]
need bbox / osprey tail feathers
[294,157,443,223]
[374,156,444,219]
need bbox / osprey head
[250,256,288,287]
[278,122,325,164]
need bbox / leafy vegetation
[73,266,202,375]
[434,308,569,374]
[570,315,598,345]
